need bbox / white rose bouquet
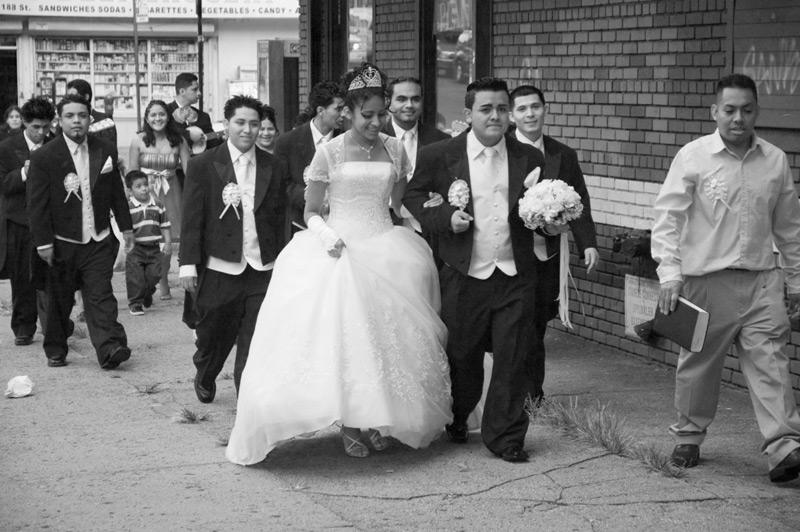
[518,179,583,231]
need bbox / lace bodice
[308,133,411,240]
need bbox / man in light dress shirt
[652,73,800,482]
[27,94,134,369]
[179,95,286,403]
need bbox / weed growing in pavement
[220,372,234,380]
[136,383,161,394]
[173,408,210,424]
[531,396,685,478]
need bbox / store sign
[0,0,299,18]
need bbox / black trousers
[193,265,271,392]
[439,266,539,453]
[6,221,39,338]
[527,256,560,399]
[125,244,161,306]
[44,236,127,364]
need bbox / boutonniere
[448,177,470,211]
[704,172,732,212]
[524,167,541,189]
[220,182,242,220]
[63,173,81,203]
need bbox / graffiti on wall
[741,38,800,96]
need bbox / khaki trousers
[670,269,800,469]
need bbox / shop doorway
[0,49,17,113]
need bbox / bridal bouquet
[518,179,583,231]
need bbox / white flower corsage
[220,182,242,220]
[448,178,470,211]
[518,179,583,230]
[704,172,731,211]
[63,173,81,203]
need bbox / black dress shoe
[770,448,800,483]
[15,335,34,346]
[445,422,469,443]
[670,444,700,468]
[194,374,216,403]
[101,346,131,370]
[495,446,530,463]
[47,357,67,367]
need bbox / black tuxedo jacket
[381,119,451,152]
[539,135,597,258]
[403,133,545,277]
[27,134,132,248]
[179,144,285,270]
[0,132,42,227]
[273,122,342,230]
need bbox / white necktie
[402,129,416,168]
[76,143,89,182]
[483,146,498,177]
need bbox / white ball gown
[226,133,453,465]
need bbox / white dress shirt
[466,130,516,279]
[652,129,800,291]
[310,119,333,146]
[393,118,422,231]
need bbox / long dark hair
[1,104,22,133]
[140,100,184,148]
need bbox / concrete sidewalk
[1,272,799,532]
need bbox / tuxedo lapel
[543,136,562,182]
[507,142,527,210]
[253,151,273,210]
[14,148,28,166]
[88,141,103,190]
[212,146,236,184]
[299,123,314,166]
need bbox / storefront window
[434,0,472,135]
[348,0,373,70]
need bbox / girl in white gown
[226,64,452,464]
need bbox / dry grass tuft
[173,408,210,424]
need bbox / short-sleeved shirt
[129,195,170,245]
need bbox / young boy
[125,170,171,315]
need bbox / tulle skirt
[226,227,453,465]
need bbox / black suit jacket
[403,133,545,277]
[179,144,285,270]
[272,122,341,230]
[27,134,132,248]
[0,132,39,228]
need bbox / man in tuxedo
[404,77,548,462]
[179,95,286,403]
[65,79,117,147]
[27,94,134,369]
[509,85,599,404]
[167,72,223,161]
[272,81,344,235]
[0,97,55,345]
[383,76,450,266]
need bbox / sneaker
[129,304,145,316]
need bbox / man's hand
[658,280,684,315]
[38,247,53,267]
[180,276,198,293]
[543,223,569,236]
[788,292,800,317]
[450,210,473,233]
[584,247,600,274]
[423,192,443,209]
[328,239,345,258]
[122,231,134,252]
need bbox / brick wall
[373,0,417,76]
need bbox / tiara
[348,66,383,91]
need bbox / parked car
[436,29,461,78]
